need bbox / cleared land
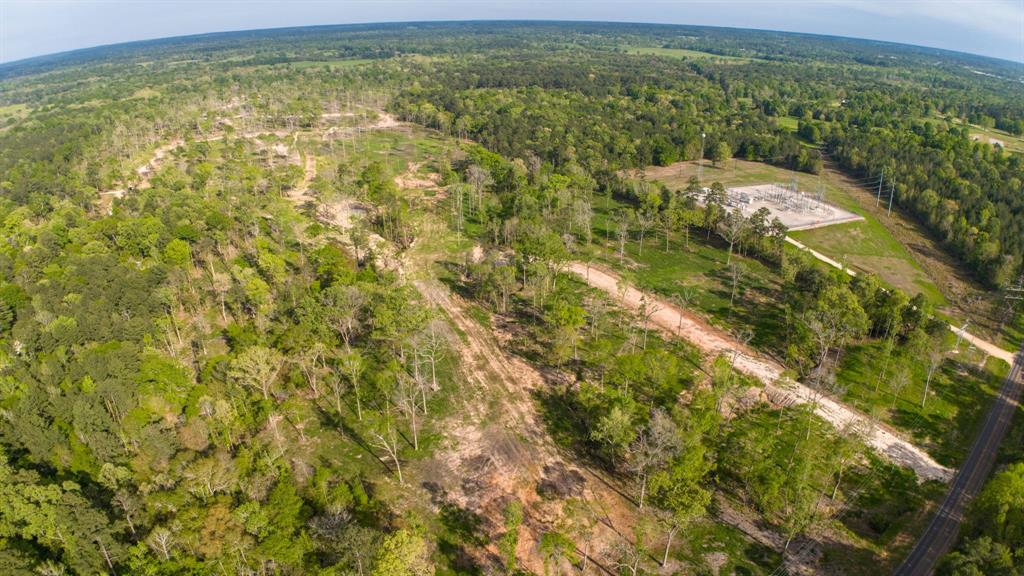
[723,183,863,231]
[641,159,947,307]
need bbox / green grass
[828,453,947,573]
[589,193,792,356]
[333,126,453,172]
[835,339,1007,467]
[0,103,28,117]
[777,116,799,132]
[622,45,755,63]
[678,519,782,573]
[967,124,1024,154]
[0,103,29,127]
[791,219,945,305]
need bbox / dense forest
[0,21,1022,576]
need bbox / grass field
[777,115,799,132]
[286,58,377,69]
[836,339,1006,467]
[622,45,755,63]
[0,103,29,125]
[967,124,1024,154]
[638,159,947,306]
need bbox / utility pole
[698,132,706,186]
[887,180,895,217]
[875,169,884,207]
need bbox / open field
[621,45,756,63]
[640,159,948,306]
[809,161,1011,344]
[968,125,1024,154]
[0,102,29,127]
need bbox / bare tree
[296,341,327,398]
[370,412,404,484]
[394,374,421,451]
[638,296,662,351]
[338,350,365,420]
[573,198,594,245]
[627,409,680,510]
[323,285,367,350]
[604,534,645,576]
[719,208,748,265]
[635,208,657,257]
[891,364,911,408]
[670,284,698,333]
[728,262,745,309]
[616,209,633,264]
[465,164,493,214]
[413,320,447,405]
[147,526,175,560]
[922,338,947,408]
[449,182,469,236]
[831,421,865,500]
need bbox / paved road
[894,336,1024,575]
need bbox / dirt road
[568,261,954,483]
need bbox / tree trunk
[355,383,362,421]
[922,365,936,408]
[831,465,844,500]
[662,526,678,566]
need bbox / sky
[1,0,1022,64]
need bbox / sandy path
[786,237,1014,365]
[291,149,317,202]
[568,261,954,483]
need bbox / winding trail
[568,261,954,483]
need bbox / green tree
[711,141,731,166]
[228,346,285,400]
[372,529,434,576]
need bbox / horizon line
[2,18,1022,71]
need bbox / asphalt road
[894,337,1024,576]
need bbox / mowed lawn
[639,159,947,306]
